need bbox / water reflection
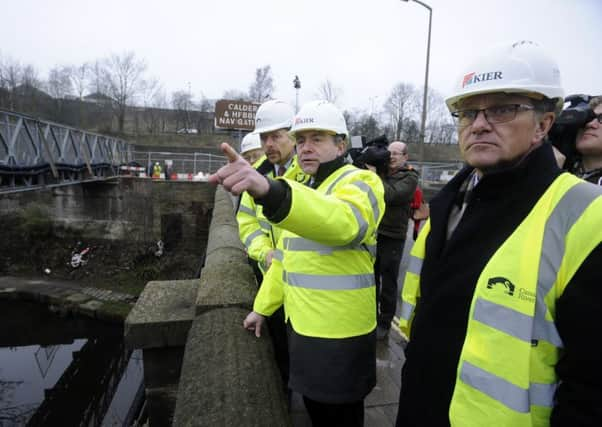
[0,300,143,426]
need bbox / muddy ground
[0,210,206,297]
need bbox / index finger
[220,142,241,163]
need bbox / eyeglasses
[451,104,536,128]
[592,113,602,124]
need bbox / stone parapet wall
[125,186,290,426]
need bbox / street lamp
[293,75,301,113]
[401,0,432,150]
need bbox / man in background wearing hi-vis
[212,100,385,427]
[396,40,602,427]
[236,99,307,387]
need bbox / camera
[549,94,595,170]
[352,134,391,176]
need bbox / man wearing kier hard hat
[236,99,307,390]
[239,132,264,165]
[395,40,602,427]
[211,100,385,426]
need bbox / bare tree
[316,79,341,104]
[47,66,73,99]
[69,63,88,99]
[0,55,22,109]
[101,51,148,132]
[346,110,384,141]
[424,88,456,144]
[222,89,249,101]
[21,64,42,89]
[248,65,274,102]
[46,65,73,117]
[384,82,419,141]
[172,89,194,132]
[88,60,108,96]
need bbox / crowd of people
[209,39,601,427]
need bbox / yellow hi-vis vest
[254,165,385,338]
[399,173,602,427]
[236,155,307,271]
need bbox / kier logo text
[462,71,503,88]
[294,117,314,124]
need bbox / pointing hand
[209,143,270,197]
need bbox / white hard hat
[289,100,348,139]
[253,100,295,134]
[240,132,262,154]
[445,40,564,113]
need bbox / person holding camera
[396,40,602,427]
[368,140,419,341]
[575,96,602,185]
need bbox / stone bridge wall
[0,178,215,246]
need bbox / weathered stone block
[173,307,291,427]
[124,279,198,349]
[195,262,256,314]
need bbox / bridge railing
[0,109,131,189]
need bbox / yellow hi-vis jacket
[254,164,385,338]
[236,155,307,271]
[399,173,602,427]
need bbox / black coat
[378,166,419,239]
[396,143,602,427]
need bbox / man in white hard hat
[396,40,602,426]
[240,132,264,165]
[237,100,306,276]
[211,100,385,426]
[236,99,307,388]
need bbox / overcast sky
[2,0,600,115]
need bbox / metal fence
[412,161,464,185]
[129,151,227,176]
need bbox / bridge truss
[0,109,131,192]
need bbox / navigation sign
[214,100,261,131]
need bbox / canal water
[0,300,143,426]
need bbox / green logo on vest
[486,276,515,296]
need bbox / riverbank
[0,276,137,322]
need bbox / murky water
[0,300,143,426]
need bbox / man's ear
[534,112,555,143]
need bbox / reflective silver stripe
[533,296,562,347]
[284,271,373,290]
[238,205,256,217]
[351,180,381,226]
[259,220,271,231]
[283,237,359,255]
[461,361,555,412]
[272,249,283,262]
[244,229,266,247]
[473,298,532,343]
[400,301,415,321]
[364,244,376,257]
[407,255,423,276]
[534,181,602,346]
[530,382,558,408]
[343,201,369,245]
[325,168,357,194]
